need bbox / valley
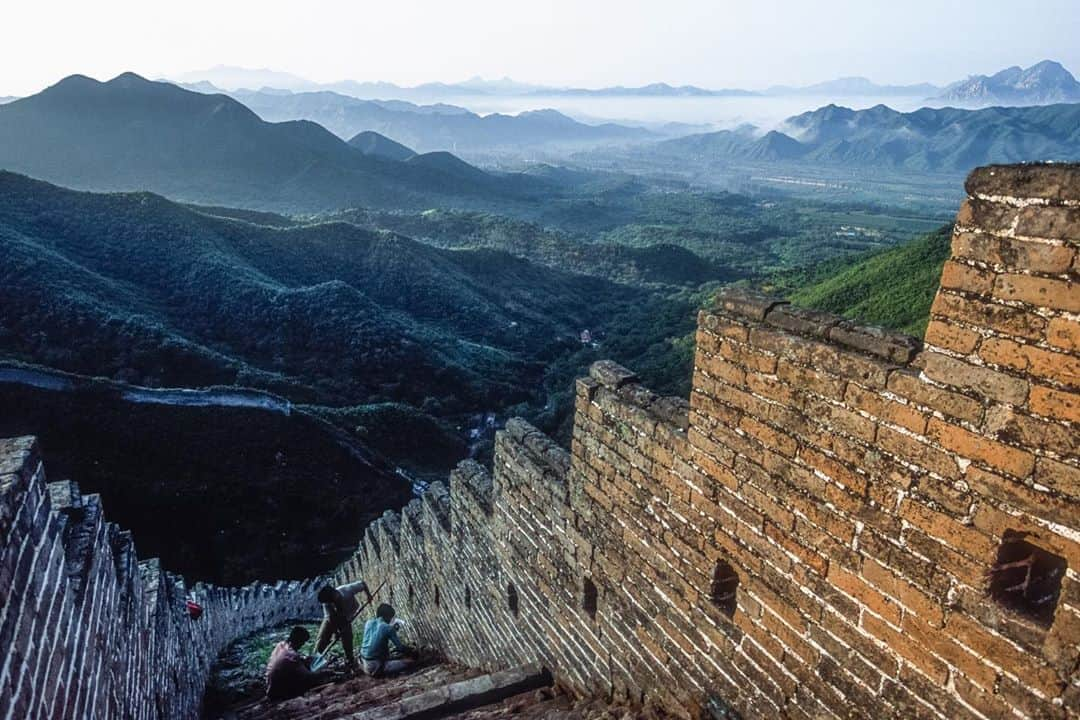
[0,60,1074,589]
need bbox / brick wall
[0,437,324,720]
[336,164,1078,720]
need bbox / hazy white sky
[3,0,1079,96]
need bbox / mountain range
[764,77,938,97]
[169,66,944,100]
[656,101,1080,173]
[169,62,1080,109]
[217,87,653,152]
[0,73,546,212]
[935,60,1080,106]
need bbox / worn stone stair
[346,663,551,719]
[225,662,591,720]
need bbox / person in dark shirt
[265,626,328,701]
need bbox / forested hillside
[0,73,545,212]
[770,225,952,336]
[0,380,413,584]
[0,172,649,412]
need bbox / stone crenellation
[334,164,1079,720]
[0,437,324,720]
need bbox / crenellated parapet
[334,165,1079,720]
[0,437,325,720]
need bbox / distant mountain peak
[764,77,938,98]
[348,130,417,161]
[658,100,1080,174]
[49,73,99,90]
[937,60,1080,106]
[107,71,155,87]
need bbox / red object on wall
[186,600,203,620]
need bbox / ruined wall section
[334,164,1078,720]
[0,437,323,720]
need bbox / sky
[3,0,1079,96]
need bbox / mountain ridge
[656,101,1080,173]
[349,130,417,160]
[936,60,1080,106]
[0,72,540,213]
[166,66,954,100]
[221,86,654,152]
[764,76,938,97]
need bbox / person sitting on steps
[361,603,415,677]
[265,626,331,701]
[315,580,369,671]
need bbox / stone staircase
[216,663,642,720]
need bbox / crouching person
[361,603,415,677]
[265,626,329,701]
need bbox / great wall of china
[1,163,1077,718]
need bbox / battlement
[336,165,1079,720]
[0,436,324,719]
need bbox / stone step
[345,663,552,720]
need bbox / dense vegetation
[0,382,412,584]
[0,171,645,413]
[328,193,946,280]
[324,207,728,286]
[769,225,952,336]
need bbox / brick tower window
[408,584,414,604]
[434,584,441,608]
[507,583,519,617]
[988,531,1066,626]
[710,561,738,618]
[465,586,472,610]
[583,578,598,620]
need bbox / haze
[3,0,1080,97]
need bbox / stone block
[966,163,1080,203]
[763,305,839,339]
[921,350,1029,405]
[828,321,920,364]
[952,231,1075,274]
[589,360,639,388]
[993,273,1079,313]
[714,287,786,321]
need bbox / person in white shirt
[314,580,369,670]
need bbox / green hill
[0,379,412,585]
[0,171,648,413]
[767,225,952,336]
[327,207,729,287]
[348,130,417,161]
[0,73,538,213]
